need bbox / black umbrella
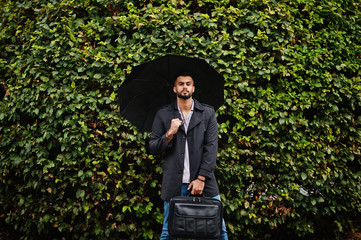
[117,54,224,132]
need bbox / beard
[177,92,192,99]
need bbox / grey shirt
[177,101,194,183]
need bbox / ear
[173,86,176,93]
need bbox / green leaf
[301,172,307,180]
[76,189,85,199]
[93,73,102,79]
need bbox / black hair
[174,72,195,85]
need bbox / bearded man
[149,72,228,240]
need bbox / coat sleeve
[198,108,218,179]
[149,109,172,155]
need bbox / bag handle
[186,193,205,203]
[187,193,205,197]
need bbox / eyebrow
[177,80,192,84]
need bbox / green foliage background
[1,0,360,239]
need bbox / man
[149,72,228,240]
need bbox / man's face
[173,76,195,100]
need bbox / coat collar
[169,99,204,133]
[171,99,205,112]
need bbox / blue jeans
[161,184,228,240]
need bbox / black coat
[149,99,220,201]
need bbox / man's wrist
[166,131,173,142]
[166,131,173,138]
[197,175,206,182]
[197,177,205,183]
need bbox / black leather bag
[168,196,223,239]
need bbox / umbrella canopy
[117,54,224,132]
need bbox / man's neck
[177,97,193,112]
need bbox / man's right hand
[166,118,182,143]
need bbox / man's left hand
[188,178,205,195]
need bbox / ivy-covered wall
[1,0,360,239]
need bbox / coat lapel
[188,100,204,132]
[188,111,202,132]
[170,99,204,133]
